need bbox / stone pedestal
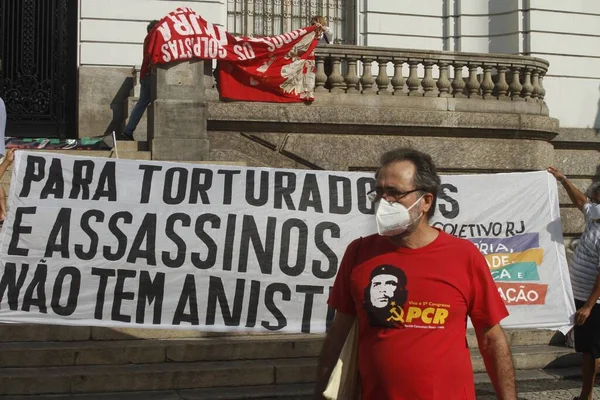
[148,60,209,161]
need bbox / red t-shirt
[328,230,508,400]
[140,33,153,79]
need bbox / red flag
[147,7,319,102]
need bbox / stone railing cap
[315,45,549,71]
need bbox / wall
[526,0,600,129]
[79,0,225,67]
[358,0,445,50]
[358,0,600,129]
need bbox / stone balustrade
[313,45,548,101]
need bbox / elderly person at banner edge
[314,148,517,400]
[0,149,15,228]
[547,166,600,400]
[122,19,159,141]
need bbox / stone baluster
[466,63,481,98]
[345,58,360,94]
[391,59,405,95]
[422,61,436,97]
[480,65,495,99]
[314,56,328,92]
[531,69,540,100]
[406,61,421,96]
[538,72,546,100]
[376,59,391,95]
[436,62,451,97]
[360,59,375,94]
[452,63,466,97]
[509,67,523,100]
[521,67,534,100]
[495,65,510,100]
[327,57,346,93]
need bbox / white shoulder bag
[322,318,360,400]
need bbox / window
[227,0,354,44]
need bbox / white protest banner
[0,152,574,333]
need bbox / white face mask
[375,195,424,236]
[590,203,600,220]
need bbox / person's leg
[124,76,152,139]
[578,352,598,400]
[575,300,600,399]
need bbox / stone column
[345,58,360,94]
[406,61,421,96]
[148,60,209,161]
[391,59,406,95]
[436,62,451,97]
[376,59,391,95]
[314,57,328,92]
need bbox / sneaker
[120,133,135,141]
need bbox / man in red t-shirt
[314,148,516,400]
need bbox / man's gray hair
[586,181,600,198]
[378,148,441,219]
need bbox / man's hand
[1,149,15,166]
[547,166,565,181]
[576,305,592,325]
[547,165,587,210]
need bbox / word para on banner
[0,262,333,333]
[17,156,379,215]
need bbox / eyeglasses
[367,188,422,203]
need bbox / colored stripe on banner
[491,262,540,282]
[485,248,544,269]
[469,233,540,255]
[496,282,548,306]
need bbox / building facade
[0,0,597,137]
[70,0,600,136]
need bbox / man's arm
[475,324,517,400]
[547,166,587,211]
[313,311,355,399]
[0,185,6,221]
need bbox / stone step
[472,345,579,373]
[0,335,322,367]
[115,140,150,152]
[0,345,579,395]
[0,329,567,367]
[0,324,564,346]
[0,359,281,395]
[0,369,584,399]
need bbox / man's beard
[395,207,423,238]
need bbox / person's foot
[120,133,135,141]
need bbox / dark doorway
[0,0,78,138]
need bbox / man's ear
[421,192,434,214]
